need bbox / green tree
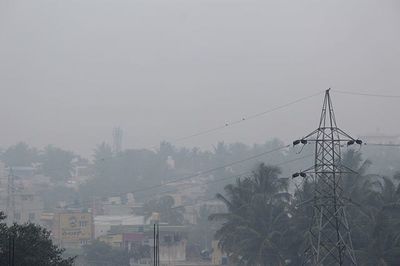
[40,145,75,181]
[290,150,400,266]
[93,142,114,179]
[210,164,291,266]
[0,213,74,266]
[352,175,400,266]
[142,195,184,225]
[288,151,400,265]
[2,142,38,167]
[356,203,400,266]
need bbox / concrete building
[98,234,123,248]
[211,240,228,265]
[0,162,55,227]
[9,192,44,224]
[52,210,93,250]
[0,164,44,225]
[108,224,189,264]
[94,194,143,216]
[94,215,145,238]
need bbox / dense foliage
[0,212,74,266]
[142,195,184,225]
[211,151,400,266]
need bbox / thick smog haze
[0,0,399,156]
[2,1,400,265]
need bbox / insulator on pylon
[292,173,300,178]
[356,140,362,145]
[300,139,307,145]
[300,172,306,178]
[293,140,300,146]
[347,140,355,146]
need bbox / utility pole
[293,89,361,265]
[154,224,156,266]
[154,223,160,266]
[157,223,160,266]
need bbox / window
[79,221,88,227]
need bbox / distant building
[10,192,43,224]
[52,210,93,250]
[98,234,123,248]
[0,163,58,226]
[40,212,55,229]
[94,215,145,238]
[211,240,228,265]
[96,194,143,216]
[11,166,36,179]
[164,178,208,213]
[197,200,226,215]
[108,224,189,263]
[0,165,44,225]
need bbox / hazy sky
[0,0,399,157]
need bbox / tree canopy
[40,145,75,181]
[1,142,38,167]
[142,195,184,225]
[211,153,400,265]
[0,212,74,266]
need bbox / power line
[334,90,400,98]
[8,141,391,214]
[64,146,311,211]
[364,143,400,147]
[137,153,314,203]
[19,153,314,214]
[101,145,290,196]
[61,154,314,220]
[92,91,322,162]
[173,177,307,210]
[64,144,291,210]
[170,91,323,143]
[18,144,290,212]
[55,144,288,210]
[294,89,358,265]
[0,91,322,178]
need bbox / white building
[94,215,145,238]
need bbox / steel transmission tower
[293,89,361,266]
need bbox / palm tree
[349,173,400,265]
[355,202,400,266]
[210,164,291,266]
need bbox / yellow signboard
[59,213,92,241]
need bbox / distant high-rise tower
[112,127,123,154]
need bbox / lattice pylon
[293,89,360,266]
